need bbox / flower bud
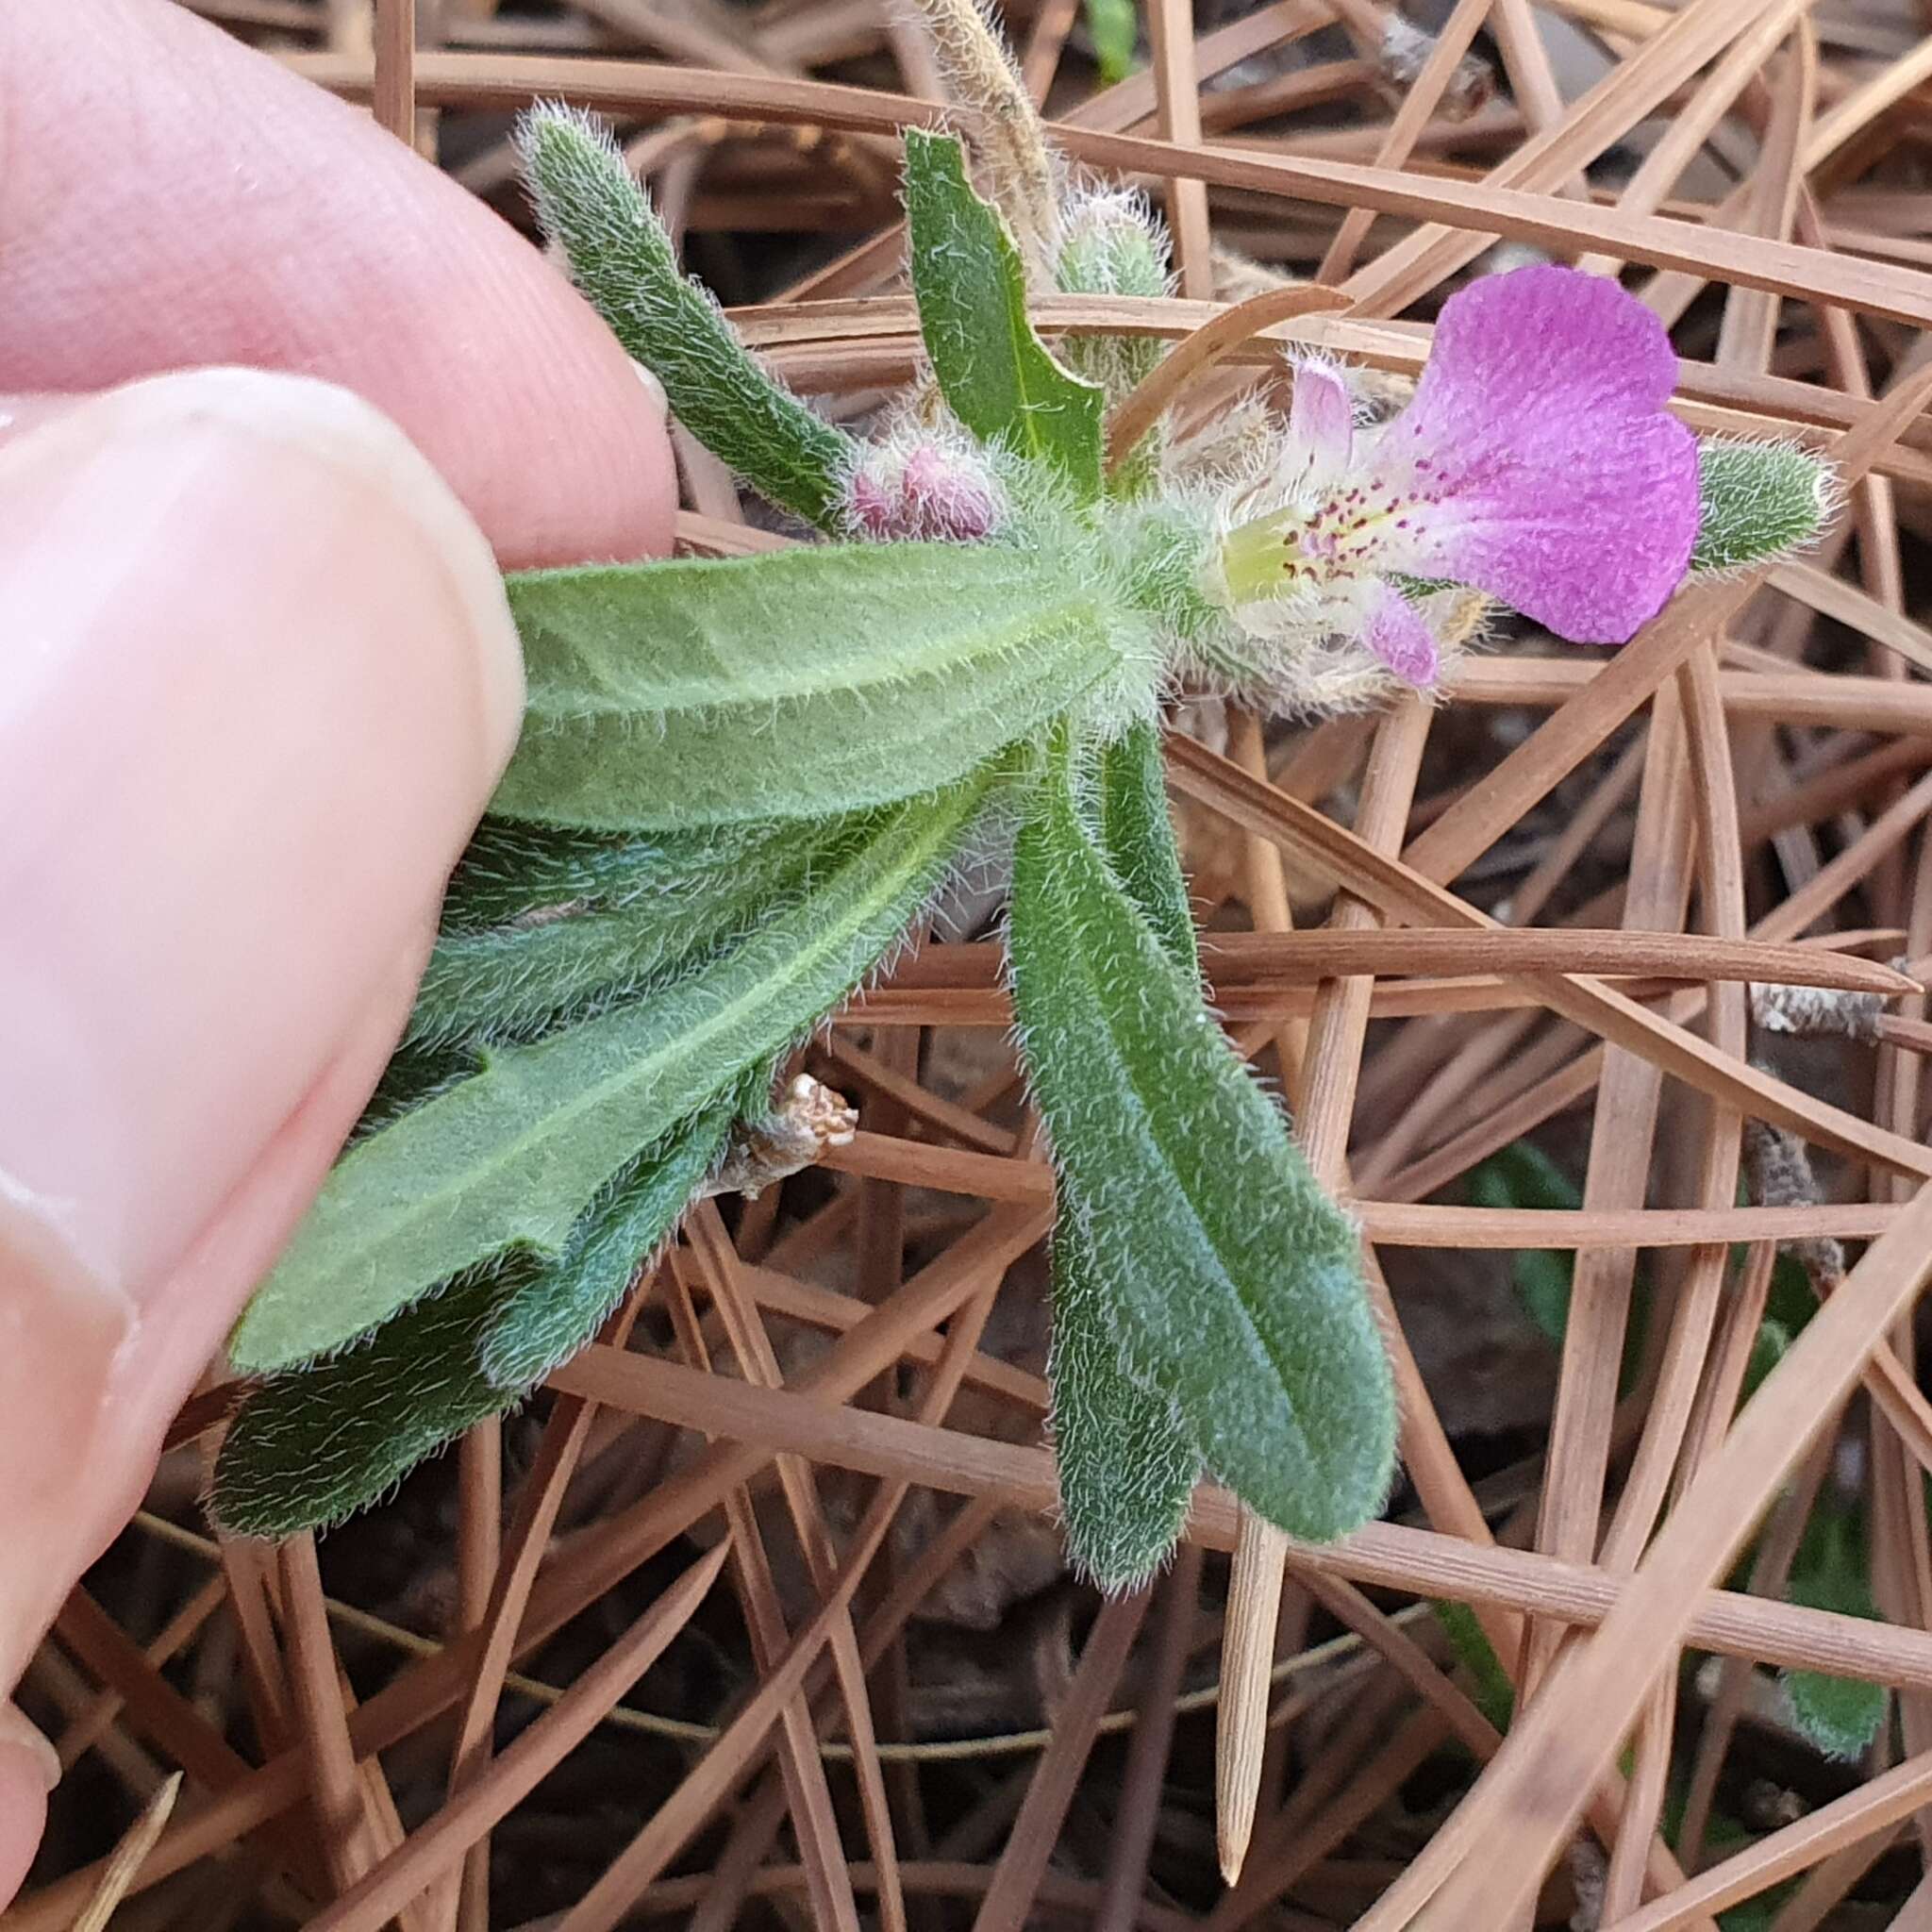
[837,432,1005,542]
[1054,188,1171,299]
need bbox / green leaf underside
[1084,721,1198,978]
[439,818,775,933]
[215,1103,736,1536]
[1691,441,1832,575]
[217,1266,511,1536]
[410,808,898,1050]
[903,129,1105,501]
[519,108,853,528]
[1049,723,1202,1590]
[1048,1213,1199,1590]
[1010,736,1395,1541]
[230,767,1000,1373]
[492,542,1125,830]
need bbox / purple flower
[1208,264,1701,689]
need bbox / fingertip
[0,1744,48,1909]
[0,0,680,568]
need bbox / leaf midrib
[522,582,1109,717]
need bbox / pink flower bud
[838,433,1005,542]
[899,442,1001,541]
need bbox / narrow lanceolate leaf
[1050,721,1202,1586]
[215,1266,516,1536]
[494,541,1133,829]
[1010,738,1395,1541]
[230,766,1002,1372]
[903,129,1105,500]
[1690,440,1837,575]
[1049,1210,1200,1591]
[478,1097,736,1388]
[517,106,855,528]
[410,809,894,1049]
[217,1100,743,1535]
[1082,721,1197,977]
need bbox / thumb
[0,369,525,1902]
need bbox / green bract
[1691,439,1837,575]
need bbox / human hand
[0,0,678,1901]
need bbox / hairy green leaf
[411,809,895,1049]
[517,106,855,527]
[215,1102,738,1534]
[493,541,1139,829]
[439,819,771,933]
[1691,441,1836,575]
[1049,722,1201,1590]
[903,129,1105,499]
[1081,720,1197,977]
[479,1098,736,1388]
[1010,736,1395,1541]
[1048,1212,1199,1591]
[216,1267,515,1536]
[231,767,1003,1373]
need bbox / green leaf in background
[1740,1315,1791,1404]
[409,808,901,1050]
[517,106,856,528]
[1048,1213,1201,1590]
[230,765,1004,1373]
[493,541,1140,830]
[1049,717,1202,1589]
[1783,1507,1889,1761]
[1431,1599,1515,1733]
[1010,733,1395,1541]
[1465,1140,1578,1348]
[1085,0,1141,84]
[1690,440,1837,575]
[903,129,1106,499]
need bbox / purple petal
[1374,264,1699,644]
[1357,580,1439,687]
[1288,358,1354,484]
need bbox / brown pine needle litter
[30,0,1932,1925]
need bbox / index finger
[0,0,675,568]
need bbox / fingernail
[0,367,524,1303]
[0,1708,58,1793]
[629,358,668,417]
